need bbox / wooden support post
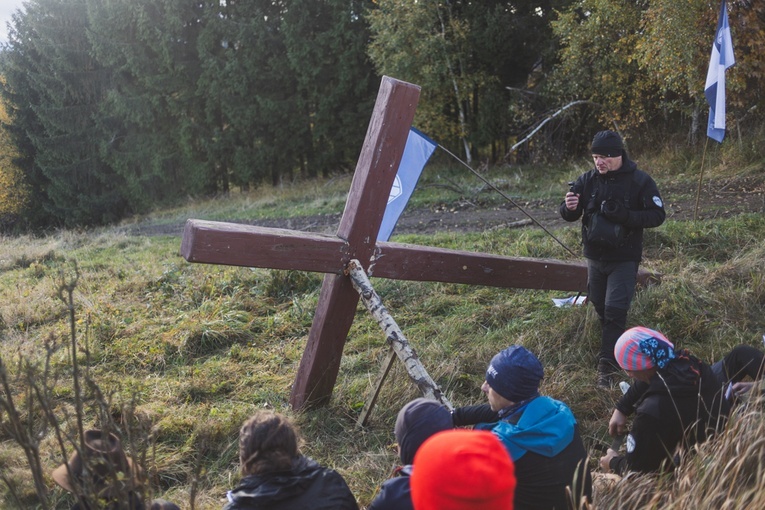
[347,259,453,424]
[356,348,397,428]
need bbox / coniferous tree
[194,0,296,190]
[0,83,29,229]
[2,0,128,226]
[86,0,210,210]
[283,0,378,177]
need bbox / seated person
[600,326,765,475]
[224,410,358,510]
[410,429,516,510]
[368,398,453,510]
[452,345,592,510]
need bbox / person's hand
[602,200,629,224]
[732,381,756,397]
[608,409,628,437]
[565,192,579,211]
[600,448,618,472]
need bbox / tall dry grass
[595,396,765,509]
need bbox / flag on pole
[704,0,735,143]
[377,128,437,242]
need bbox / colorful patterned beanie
[614,326,675,371]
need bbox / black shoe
[597,359,621,388]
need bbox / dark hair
[239,411,299,476]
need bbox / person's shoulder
[629,164,659,186]
[380,473,411,491]
[582,168,599,179]
[536,394,572,409]
[369,475,412,510]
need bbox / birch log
[347,259,453,410]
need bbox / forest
[0,0,763,229]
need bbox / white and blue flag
[377,128,438,241]
[704,0,735,143]
[377,128,437,242]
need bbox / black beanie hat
[394,398,453,465]
[591,130,624,157]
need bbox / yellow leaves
[0,93,28,217]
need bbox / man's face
[592,154,622,174]
[481,380,513,411]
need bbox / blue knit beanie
[485,345,544,402]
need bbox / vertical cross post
[289,77,420,409]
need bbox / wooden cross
[181,76,653,409]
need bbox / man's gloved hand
[602,200,629,224]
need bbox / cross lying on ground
[181,76,657,410]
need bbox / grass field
[1,150,764,508]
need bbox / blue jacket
[478,396,592,510]
[485,396,576,460]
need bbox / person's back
[224,411,358,510]
[511,428,590,509]
[368,398,453,510]
[224,455,357,510]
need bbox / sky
[1,0,26,45]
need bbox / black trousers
[586,259,639,362]
[711,345,765,386]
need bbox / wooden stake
[356,348,397,428]
[694,136,710,222]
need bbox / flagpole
[693,136,710,222]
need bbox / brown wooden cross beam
[180,76,655,409]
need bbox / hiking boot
[597,359,621,389]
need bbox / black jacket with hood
[559,157,665,262]
[223,456,358,510]
[609,350,730,474]
[368,397,454,510]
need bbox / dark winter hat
[394,398,453,465]
[485,345,544,403]
[590,130,624,157]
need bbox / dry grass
[595,398,765,509]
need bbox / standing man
[559,130,665,387]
